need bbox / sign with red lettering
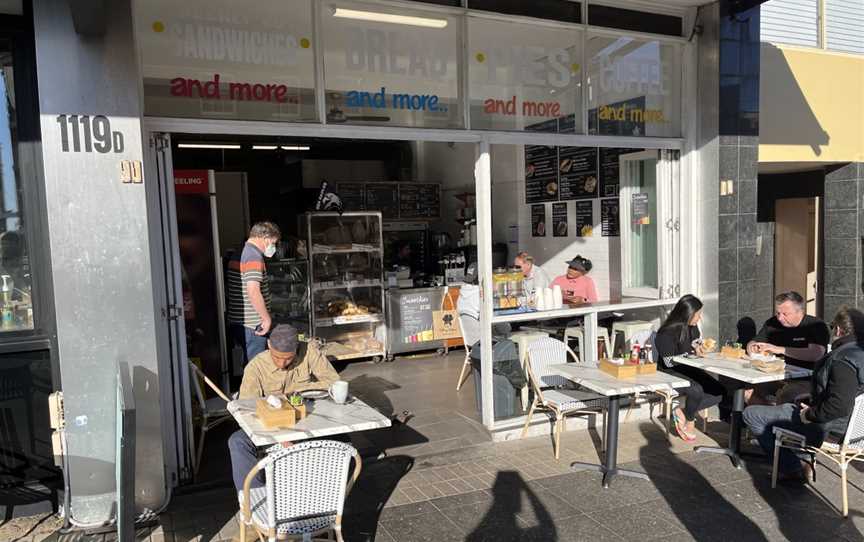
[174,170,210,195]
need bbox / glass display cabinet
[301,212,386,361]
[268,258,311,337]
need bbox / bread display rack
[302,212,387,362]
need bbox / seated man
[457,262,510,340]
[228,324,339,494]
[743,306,864,482]
[746,291,830,404]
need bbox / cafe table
[550,363,690,488]
[228,396,392,447]
[671,354,812,468]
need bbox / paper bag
[433,310,461,340]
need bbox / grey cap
[269,324,299,354]
[565,255,592,273]
[464,262,478,285]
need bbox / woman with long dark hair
[654,295,728,441]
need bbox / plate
[300,390,329,400]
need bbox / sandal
[673,412,697,442]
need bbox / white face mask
[264,243,277,258]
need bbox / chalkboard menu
[552,203,568,237]
[396,291,435,344]
[336,182,366,211]
[559,147,598,200]
[524,145,559,203]
[631,193,651,225]
[399,183,440,219]
[601,199,620,237]
[599,148,641,198]
[365,183,400,220]
[531,204,547,237]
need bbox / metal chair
[240,440,362,542]
[520,337,608,459]
[772,394,864,517]
[455,312,480,391]
[188,360,234,477]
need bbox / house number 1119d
[56,114,125,153]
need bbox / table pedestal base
[570,461,650,488]
[695,385,747,469]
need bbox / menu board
[399,183,441,219]
[524,145,559,203]
[365,183,400,220]
[531,205,547,237]
[559,147,598,200]
[575,201,594,237]
[396,292,435,344]
[336,182,366,212]
[601,199,620,237]
[552,203,568,237]
[599,148,641,198]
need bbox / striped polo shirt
[227,242,271,329]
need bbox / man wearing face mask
[227,221,281,364]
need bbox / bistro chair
[188,360,233,477]
[520,337,608,460]
[771,393,864,517]
[455,312,480,391]
[239,440,361,542]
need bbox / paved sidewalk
[18,418,864,542]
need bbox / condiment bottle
[630,343,641,364]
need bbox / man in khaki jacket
[228,324,339,495]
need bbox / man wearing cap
[550,255,598,305]
[228,324,340,494]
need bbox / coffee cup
[329,380,349,404]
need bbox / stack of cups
[536,289,547,311]
[552,285,563,309]
[543,288,555,310]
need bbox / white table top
[550,363,690,397]
[228,396,392,447]
[671,354,812,384]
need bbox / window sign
[135,0,317,122]
[586,36,681,137]
[321,1,463,128]
[468,18,582,132]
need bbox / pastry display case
[268,258,311,337]
[301,212,386,361]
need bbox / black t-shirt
[654,325,701,369]
[753,315,830,367]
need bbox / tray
[256,399,308,429]
[599,360,657,379]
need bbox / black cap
[269,324,299,354]
[566,255,592,273]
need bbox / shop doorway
[774,197,819,315]
[149,131,486,487]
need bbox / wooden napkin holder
[599,359,657,379]
[256,399,307,429]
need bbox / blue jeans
[743,403,825,475]
[231,324,267,365]
[228,429,264,492]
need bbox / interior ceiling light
[252,145,278,150]
[331,7,448,28]
[281,145,311,151]
[177,143,241,149]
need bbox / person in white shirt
[515,251,550,298]
[457,263,510,343]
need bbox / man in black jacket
[743,307,864,481]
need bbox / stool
[562,325,612,360]
[612,320,656,352]
[510,331,550,410]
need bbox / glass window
[135,0,318,122]
[468,17,582,132]
[586,35,682,137]
[0,39,33,331]
[588,5,682,38]
[468,0,582,24]
[321,1,463,128]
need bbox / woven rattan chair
[520,337,608,459]
[240,440,362,542]
[772,394,864,517]
[188,360,233,477]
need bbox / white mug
[329,380,349,404]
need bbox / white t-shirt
[524,264,551,295]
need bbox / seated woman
[550,255,598,305]
[654,294,728,441]
[743,306,864,483]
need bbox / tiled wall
[717,2,772,343]
[824,163,864,319]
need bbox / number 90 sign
[56,114,125,154]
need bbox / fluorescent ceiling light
[331,7,448,28]
[178,143,241,149]
[252,145,278,150]
[281,145,311,151]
